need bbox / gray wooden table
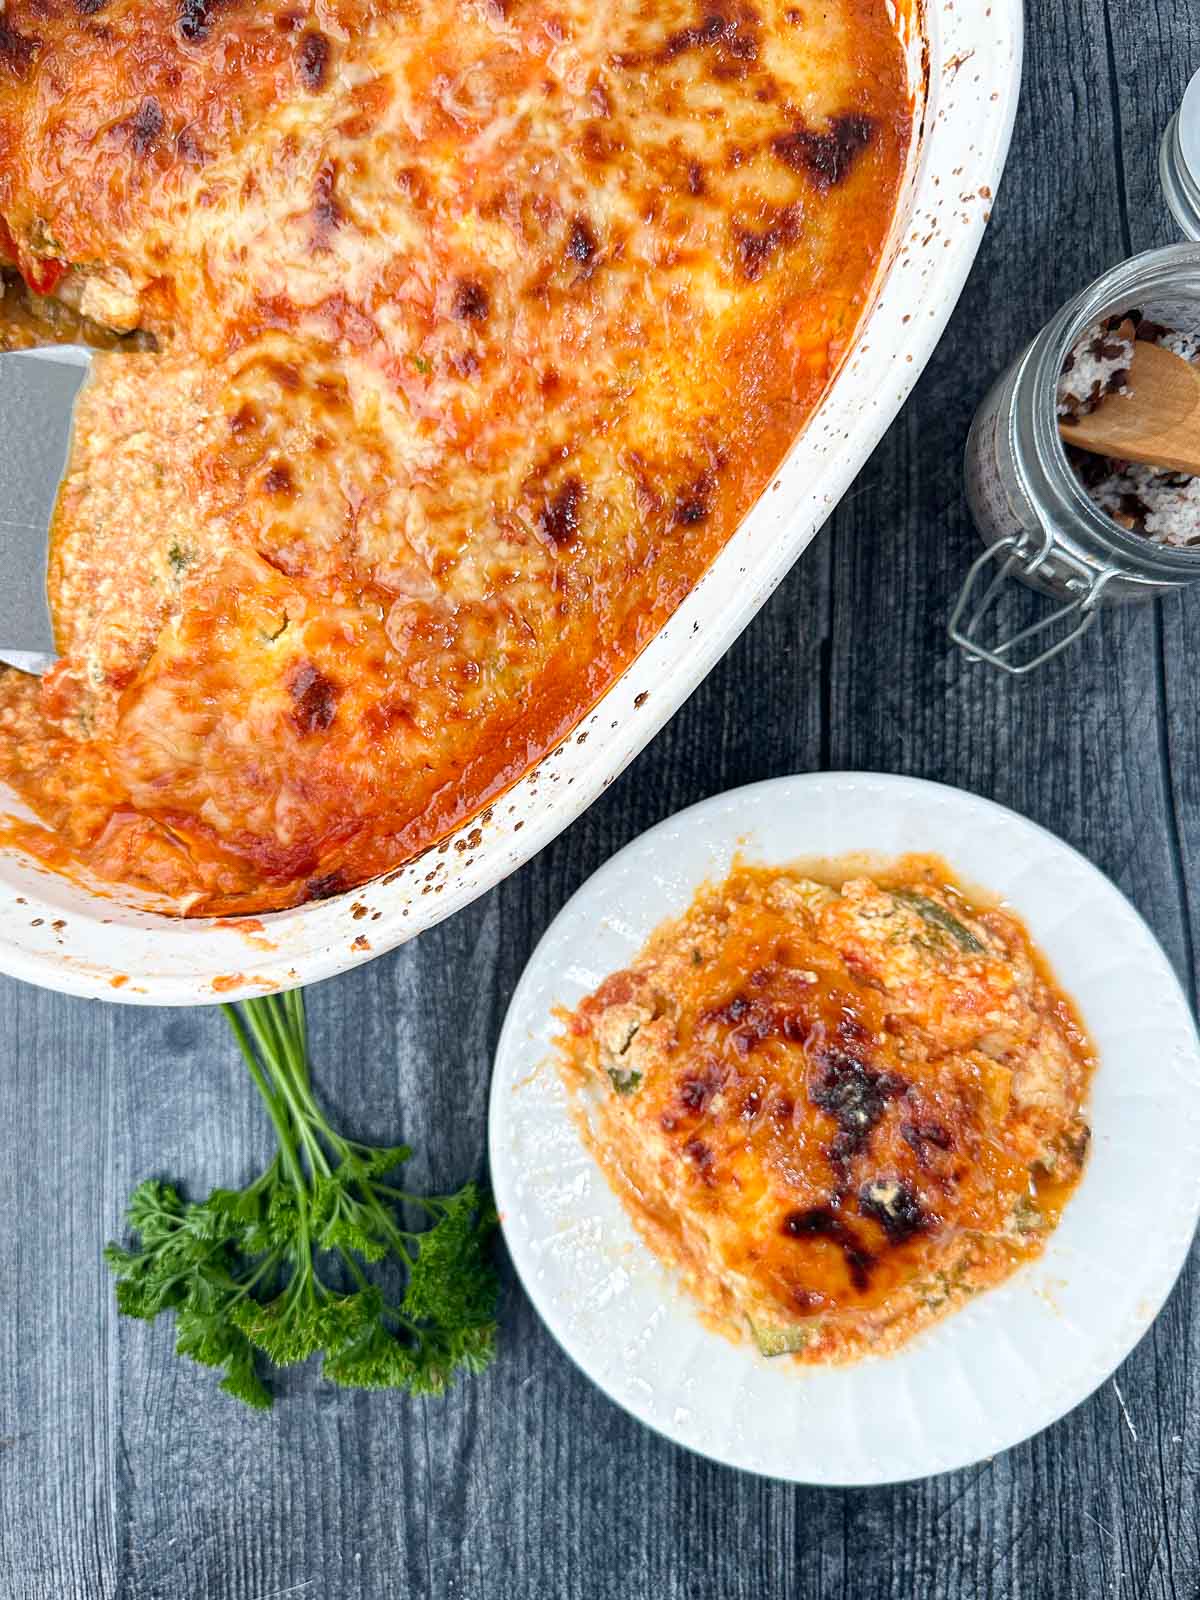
[4,4,1199,1596]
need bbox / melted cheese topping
[0,0,909,913]
[557,859,1094,1363]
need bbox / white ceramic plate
[489,773,1200,1484]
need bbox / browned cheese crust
[0,0,909,912]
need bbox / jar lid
[1182,68,1200,183]
[1162,70,1200,240]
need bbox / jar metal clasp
[948,526,1117,675]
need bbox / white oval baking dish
[0,0,1023,1003]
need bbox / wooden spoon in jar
[1059,339,1200,476]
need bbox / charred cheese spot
[288,661,340,734]
[684,1135,716,1182]
[538,477,584,549]
[310,163,342,245]
[782,1207,875,1292]
[452,279,489,321]
[859,1178,927,1244]
[673,473,714,527]
[736,204,800,280]
[297,30,330,90]
[772,113,874,189]
[175,126,206,164]
[677,1058,728,1113]
[0,20,38,78]
[809,1047,907,1179]
[635,7,761,77]
[128,98,165,158]
[567,216,599,277]
[177,0,238,43]
[304,869,347,901]
[901,1119,952,1164]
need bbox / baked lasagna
[0,0,909,914]
[557,859,1094,1362]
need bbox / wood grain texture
[3,3,1199,1596]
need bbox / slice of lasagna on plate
[557,858,1094,1362]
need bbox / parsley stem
[226,1250,282,1303]
[357,1187,418,1268]
[283,988,308,1071]
[269,1054,332,1181]
[266,993,311,1099]
[223,1002,316,1285]
[373,1182,441,1214]
[221,1004,299,1176]
[239,998,332,1182]
[270,1027,350,1166]
[339,1250,372,1292]
[243,996,290,1083]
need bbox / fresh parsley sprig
[105,990,499,1410]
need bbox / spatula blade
[0,344,91,674]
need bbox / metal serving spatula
[0,344,92,674]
